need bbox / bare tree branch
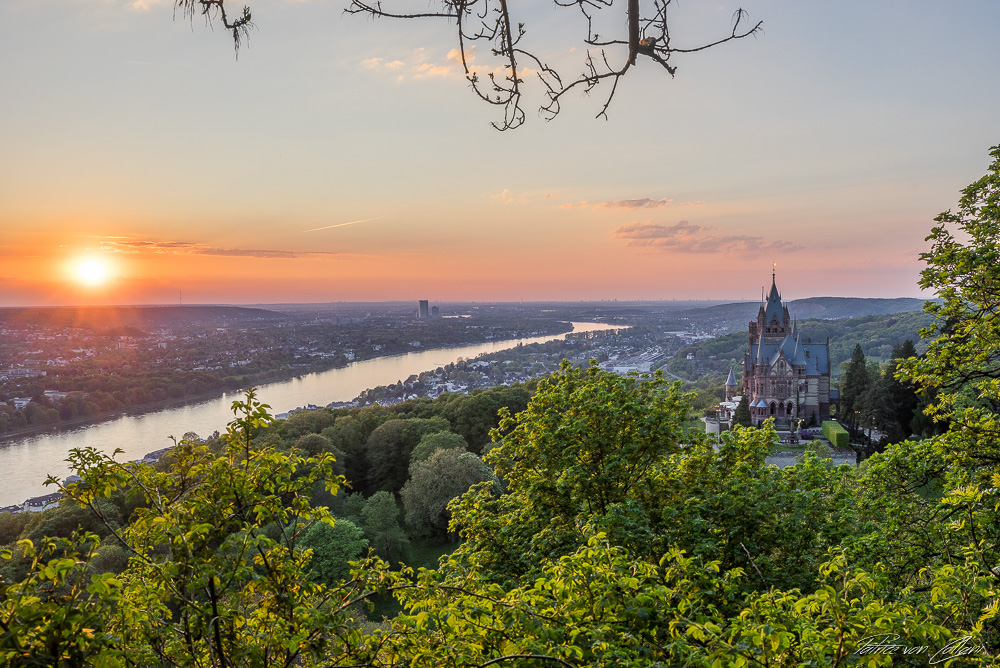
[181,0,762,129]
[175,0,254,57]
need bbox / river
[0,322,616,506]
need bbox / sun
[75,259,110,286]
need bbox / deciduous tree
[360,490,410,564]
[33,390,395,666]
[447,361,693,581]
[408,430,469,465]
[300,518,368,586]
[401,448,491,539]
[365,417,450,493]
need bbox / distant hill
[0,305,285,331]
[784,297,927,320]
[668,297,928,334]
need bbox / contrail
[301,216,385,233]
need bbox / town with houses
[0,304,581,436]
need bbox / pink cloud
[593,198,674,210]
[559,197,700,211]
[559,197,680,211]
[612,221,805,255]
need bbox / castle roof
[804,344,829,376]
[725,369,738,386]
[748,338,829,375]
[762,275,784,324]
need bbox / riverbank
[0,382,278,446]
[0,324,580,447]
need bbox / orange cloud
[129,0,172,9]
[489,188,516,204]
[360,45,535,83]
[362,46,483,81]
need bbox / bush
[822,420,849,448]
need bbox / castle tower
[756,271,791,344]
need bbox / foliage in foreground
[0,374,993,666]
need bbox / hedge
[822,420,850,448]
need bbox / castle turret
[725,369,738,401]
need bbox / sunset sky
[1,0,998,306]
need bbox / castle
[726,273,835,427]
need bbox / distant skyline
[2,1,998,306]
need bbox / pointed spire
[763,271,783,326]
[766,273,781,304]
[726,369,737,386]
[792,335,806,365]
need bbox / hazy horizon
[0,294,930,310]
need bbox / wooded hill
[665,296,928,334]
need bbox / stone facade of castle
[728,274,835,426]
